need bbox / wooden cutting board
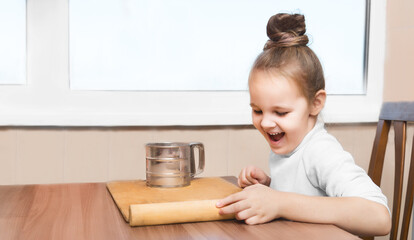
[106,177,242,226]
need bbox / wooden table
[0,180,361,240]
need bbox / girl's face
[249,69,318,155]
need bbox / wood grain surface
[0,178,361,240]
[107,177,241,224]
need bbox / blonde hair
[250,13,325,102]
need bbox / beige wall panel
[384,28,414,102]
[64,129,110,183]
[108,128,156,181]
[152,127,229,177]
[384,0,414,102]
[15,129,64,184]
[348,125,377,171]
[227,128,269,177]
[386,0,414,29]
[0,129,17,185]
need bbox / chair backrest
[366,102,414,240]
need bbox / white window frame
[0,0,385,126]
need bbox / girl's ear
[310,90,326,116]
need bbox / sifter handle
[189,142,205,177]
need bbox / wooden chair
[365,102,414,240]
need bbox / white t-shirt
[269,119,388,209]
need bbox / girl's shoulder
[301,128,358,191]
[302,128,353,167]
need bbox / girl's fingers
[238,168,247,187]
[245,169,259,185]
[235,208,255,221]
[216,193,248,214]
[239,170,253,188]
[239,167,259,188]
[218,200,250,215]
[216,192,238,208]
[249,168,257,179]
[250,168,264,183]
[250,168,270,186]
[244,215,263,225]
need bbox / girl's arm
[216,184,391,237]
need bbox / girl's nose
[261,115,277,129]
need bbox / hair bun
[264,13,309,50]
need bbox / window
[70,0,367,94]
[0,0,385,126]
[0,1,26,85]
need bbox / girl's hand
[238,166,271,188]
[216,184,281,225]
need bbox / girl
[216,13,391,237]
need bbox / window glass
[0,0,26,84]
[70,0,366,94]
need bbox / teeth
[269,132,281,136]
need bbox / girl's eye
[275,111,288,116]
[253,109,262,114]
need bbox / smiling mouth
[268,132,285,142]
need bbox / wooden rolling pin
[129,199,234,226]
